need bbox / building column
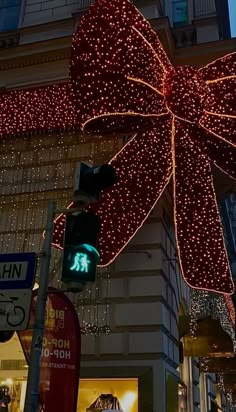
[153,360,166,412]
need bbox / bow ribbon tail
[193,125,236,181]
[172,118,234,294]
[199,51,236,147]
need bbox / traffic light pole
[23,162,117,412]
[24,200,56,412]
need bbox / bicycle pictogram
[0,293,25,327]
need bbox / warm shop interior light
[120,391,137,410]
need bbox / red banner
[18,288,81,412]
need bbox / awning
[180,316,234,357]
[200,357,236,374]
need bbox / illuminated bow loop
[199,52,236,147]
[69,0,171,135]
[53,0,236,294]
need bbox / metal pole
[24,200,56,412]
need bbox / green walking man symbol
[70,252,90,272]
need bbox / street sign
[0,253,36,289]
[0,289,32,331]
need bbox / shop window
[178,383,187,412]
[172,0,188,27]
[0,0,22,32]
[78,378,138,412]
[166,371,178,412]
[166,370,187,412]
[220,193,236,277]
[0,379,27,412]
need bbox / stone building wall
[22,0,92,26]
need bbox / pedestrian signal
[61,212,101,291]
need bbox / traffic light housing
[62,211,101,291]
[73,162,117,205]
[62,162,117,292]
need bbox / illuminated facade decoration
[53,0,236,295]
[0,1,235,410]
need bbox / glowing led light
[206,75,236,84]
[126,76,164,96]
[70,252,90,272]
[204,110,236,119]
[57,0,236,295]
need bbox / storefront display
[87,394,123,411]
[0,379,27,412]
[78,379,138,412]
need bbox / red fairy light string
[0,0,236,297]
[53,0,236,296]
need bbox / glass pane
[172,0,188,26]
[0,0,20,8]
[220,193,236,277]
[166,371,178,412]
[0,1,21,31]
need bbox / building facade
[0,1,235,412]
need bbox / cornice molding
[0,16,76,71]
[0,37,72,71]
[0,14,235,76]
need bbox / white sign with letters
[0,261,28,281]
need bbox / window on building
[0,0,22,32]
[220,193,236,277]
[172,0,188,26]
[166,371,187,412]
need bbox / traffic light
[62,211,101,291]
[61,162,117,292]
[73,162,117,205]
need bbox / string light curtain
[190,289,236,349]
[0,132,119,332]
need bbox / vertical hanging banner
[18,288,81,412]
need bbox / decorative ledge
[0,32,20,49]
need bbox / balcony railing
[194,0,216,18]
[77,0,94,10]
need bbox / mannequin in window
[88,394,123,411]
[0,386,11,412]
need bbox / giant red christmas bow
[53,0,236,294]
